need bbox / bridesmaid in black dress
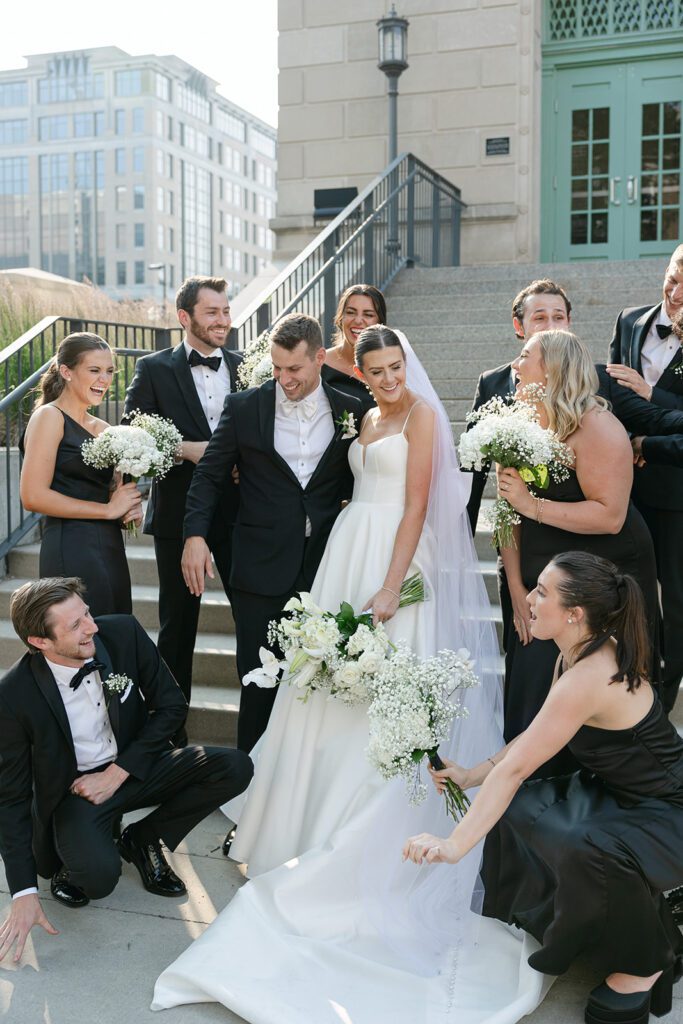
[20,333,142,616]
[404,551,683,1024]
[321,284,383,405]
[497,329,659,775]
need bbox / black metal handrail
[230,152,465,349]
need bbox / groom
[182,312,368,753]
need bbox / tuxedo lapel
[257,380,302,487]
[630,304,661,373]
[222,348,242,392]
[654,344,683,393]
[171,344,211,439]
[31,654,75,750]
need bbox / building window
[132,107,144,133]
[117,261,127,286]
[0,156,30,270]
[168,189,174,215]
[132,147,144,172]
[169,227,174,252]
[155,72,171,102]
[233,150,241,174]
[177,82,211,122]
[115,69,143,97]
[156,110,164,137]
[115,109,125,135]
[233,215,241,238]
[157,186,164,212]
[115,149,126,175]
[116,224,127,248]
[157,224,164,250]
[38,60,103,103]
[0,81,28,107]
[135,260,145,284]
[156,149,164,175]
[219,243,224,266]
[39,115,69,141]
[74,112,101,138]
[133,184,145,209]
[134,223,145,247]
[168,264,175,287]
[0,119,28,144]
[215,107,246,142]
[115,185,126,212]
[251,127,276,158]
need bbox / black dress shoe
[585,966,674,1024]
[666,885,683,924]
[118,826,187,897]
[50,868,89,908]
[222,826,237,857]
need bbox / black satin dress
[321,362,375,406]
[38,411,132,616]
[504,471,659,775]
[482,695,683,977]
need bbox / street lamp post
[377,5,409,164]
[148,262,167,307]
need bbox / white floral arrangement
[244,573,426,706]
[458,392,574,548]
[336,411,358,439]
[123,410,182,467]
[236,330,273,390]
[366,644,479,819]
[103,673,133,702]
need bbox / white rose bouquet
[458,391,574,549]
[366,644,479,820]
[236,330,273,390]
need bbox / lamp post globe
[377,4,409,163]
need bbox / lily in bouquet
[458,389,573,549]
[366,643,479,820]
[244,573,426,705]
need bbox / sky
[0,0,279,126]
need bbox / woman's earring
[567,617,574,623]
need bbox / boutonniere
[336,411,357,439]
[103,673,134,703]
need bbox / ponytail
[36,358,66,407]
[33,332,111,410]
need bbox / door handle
[609,177,621,205]
[627,175,639,204]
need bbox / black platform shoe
[118,826,187,897]
[222,825,237,857]
[50,867,89,908]
[585,966,674,1024]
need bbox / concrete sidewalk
[1,810,682,1024]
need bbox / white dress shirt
[640,309,676,388]
[183,339,231,433]
[12,659,118,898]
[274,381,334,536]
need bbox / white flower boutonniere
[336,411,358,440]
[103,673,134,703]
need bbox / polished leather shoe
[118,826,187,897]
[50,867,89,908]
[666,885,683,924]
[222,825,237,857]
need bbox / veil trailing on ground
[359,328,505,974]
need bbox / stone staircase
[1,258,676,739]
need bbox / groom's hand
[0,894,58,963]
[71,764,129,805]
[182,537,214,596]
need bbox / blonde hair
[535,329,607,440]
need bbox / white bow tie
[280,395,318,420]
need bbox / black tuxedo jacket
[465,362,516,532]
[608,304,683,510]
[0,616,186,893]
[183,379,364,596]
[124,344,244,541]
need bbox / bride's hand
[428,758,471,792]
[402,833,460,865]
[362,589,399,626]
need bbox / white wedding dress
[153,416,551,1024]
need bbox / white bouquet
[458,391,573,548]
[237,330,273,390]
[123,410,182,469]
[366,644,479,820]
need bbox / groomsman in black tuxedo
[124,276,242,745]
[606,245,683,712]
[0,578,252,962]
[182,313,367,754]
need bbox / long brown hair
[35,332,112,408]
[550,551,650,692]
[332,285,387,346]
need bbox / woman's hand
[121,504,143,527]
[428,757,471,793]
[497,467,534,517]
[510,581,533,645]
[402,833,461,865]
[107,481,142,521]
[362,588,400,626]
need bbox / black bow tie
[70,659,106,691]
[656,323,673,340]
[188,350,222,371]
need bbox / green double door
[546,58,682,261]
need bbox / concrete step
[395,310,617,329]
[402,330,610,353]
[187,684,239,746]
[389,260,663,287]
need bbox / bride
[152,327,548,1024]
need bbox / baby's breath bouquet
[123,410,182,469]
[237,330,273,390]
[458,389,574,549]
[366,644,479,820]
[243,573,426,706]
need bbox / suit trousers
[633,501,683,712]
[154,533,232,707]
[52,745,253,899]
[231,571,307,754]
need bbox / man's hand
[182,536,213,596]
[0,894,58,963]
[180,441,209,465]
[71,763,129,805]
[606,364,653,400]
[631,436,647,468]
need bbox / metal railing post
[322,233,336,343]
[406,157,416,268]
[363,194,375,284]
[256,302,271,336]
[431,186,441,267]
[451,199,462,267]
[154,328,172,351]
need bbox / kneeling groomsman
[0,577,252,963]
